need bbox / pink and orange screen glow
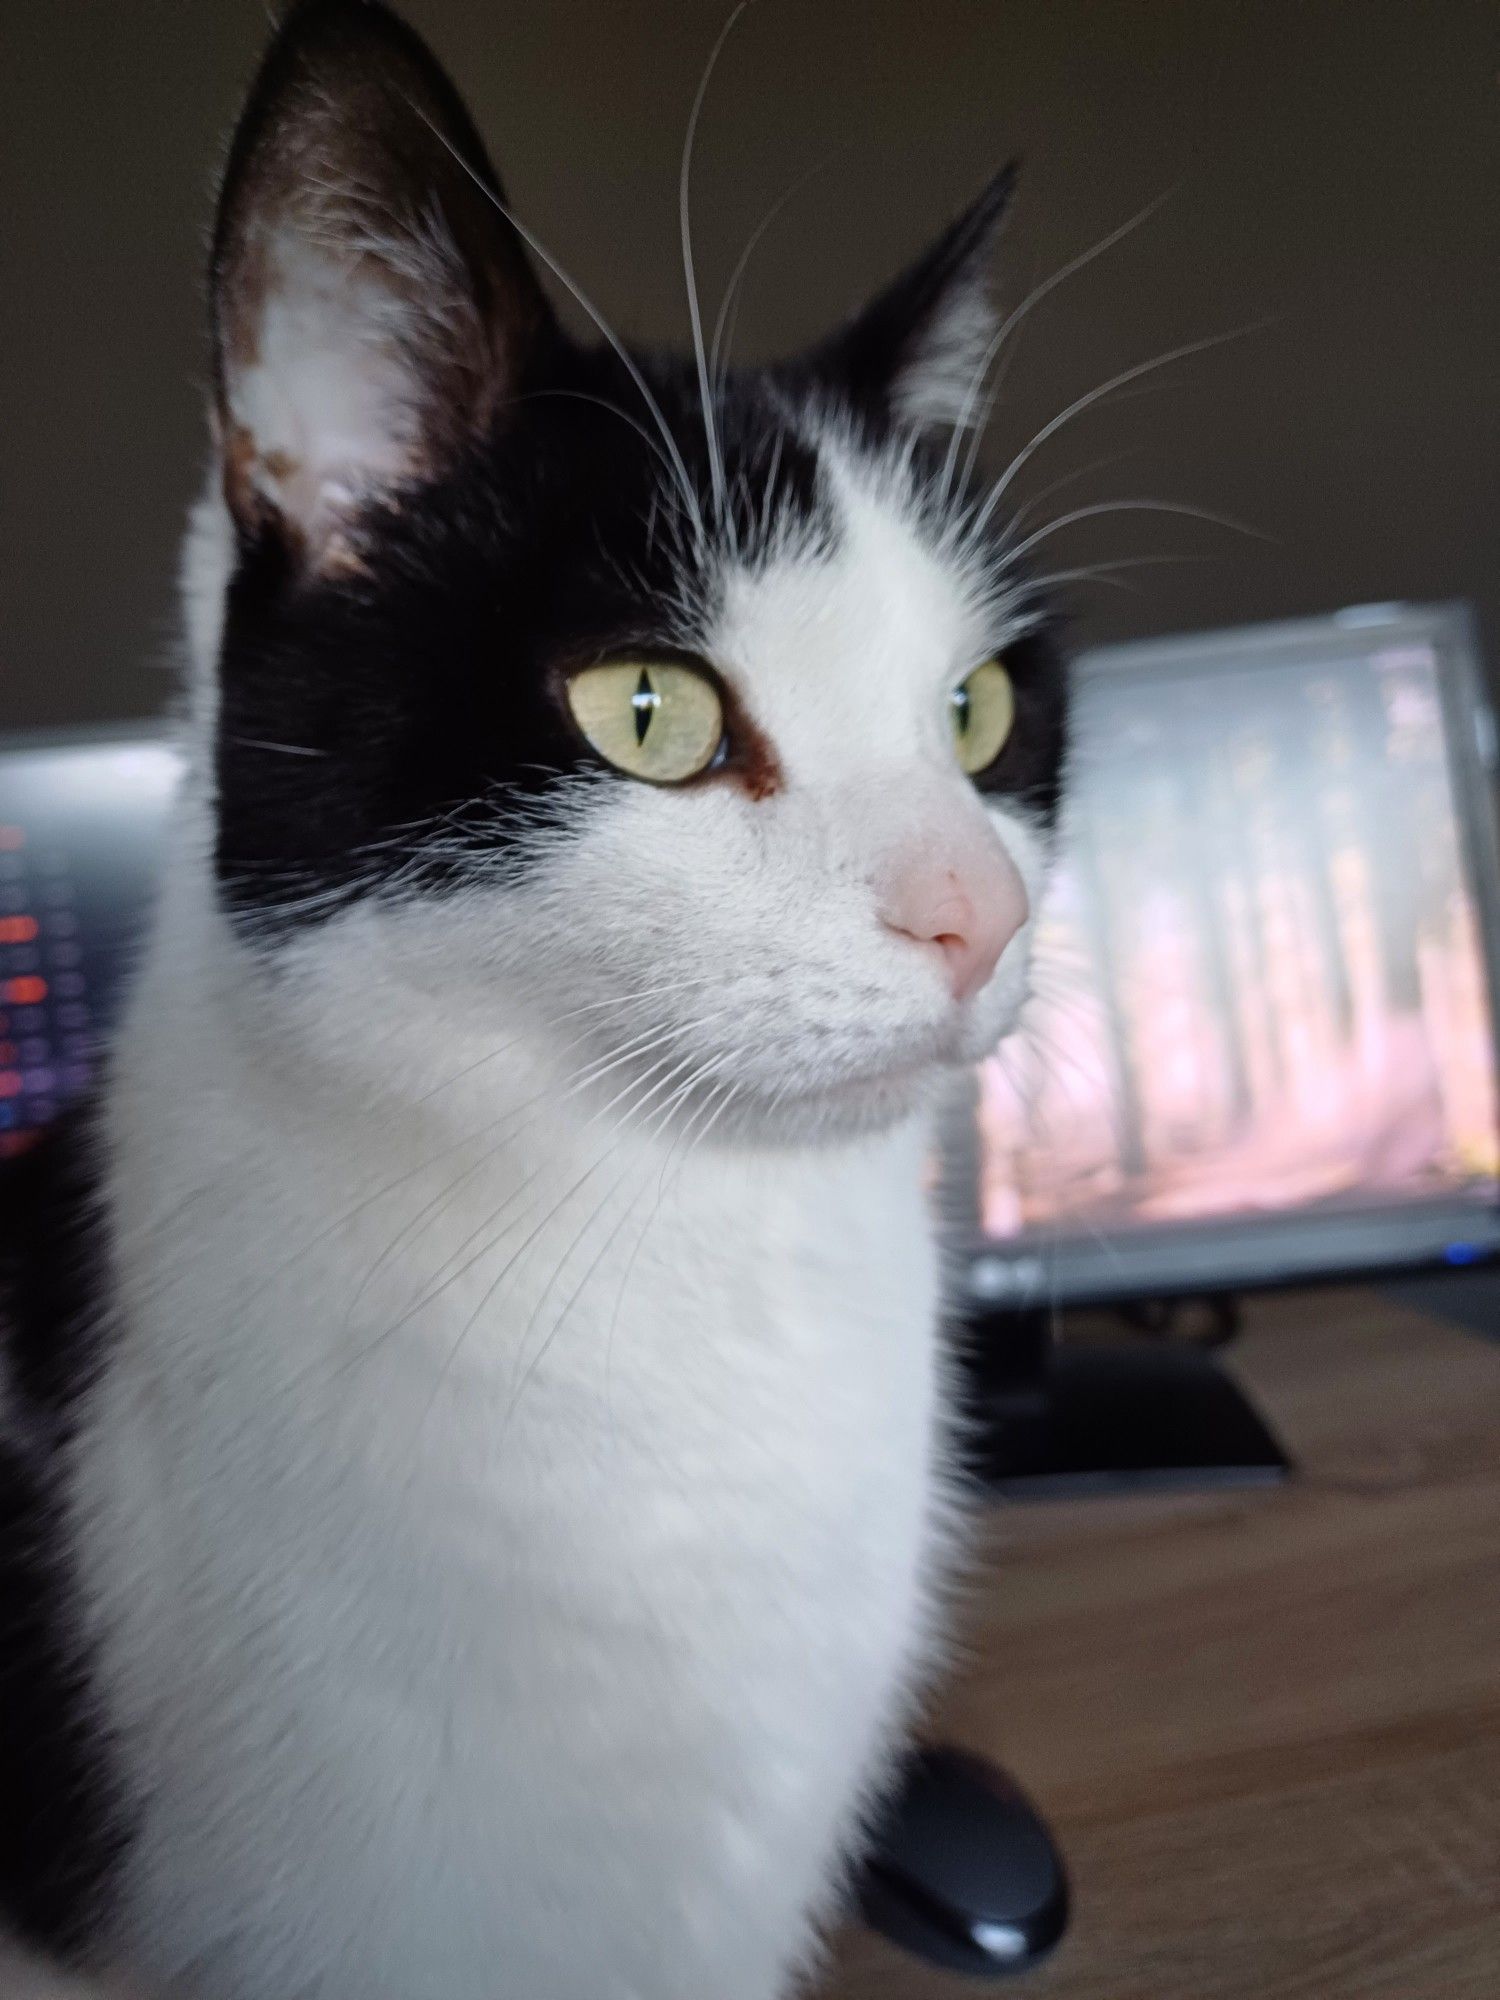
[979,637,1500,1242]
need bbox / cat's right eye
[565,659,726,785]
[950,657,1017,776]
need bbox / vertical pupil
[953,683,972,736]
[632,668,659,746]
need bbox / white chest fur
[73,916,954,2000]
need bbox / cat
[0,1,1068,1994]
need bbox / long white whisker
[1007,451,1138,533]
[406,98,702,539]
[709,150,837,389]
[341,1009,721,1333]
[602,1070,742,1468]
[432,1041,724,1419]
[967,319,1271,543]
[943,190,1175,502]
[507,1053,739,1431]
[1015,553,1199,603]
[1003,496,1270,566]
[680,4,749,528]
[372,1009,736,1337]
[354,1044,702,1406]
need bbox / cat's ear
[209,0,554,567]
[805,163,1018,433]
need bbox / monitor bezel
[962,600,1500,1310]
[0,719,176,756]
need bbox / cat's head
[194,0,1068,1141]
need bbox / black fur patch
[974,619,1071,827]
[0,1114,128,1960]
[213,349,832,929]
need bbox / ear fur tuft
[805,161,1020,433]
[210,0,553,565]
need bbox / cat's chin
[723,1057,947,1146]
[678,1007,1019,1145]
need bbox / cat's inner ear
[209,0,553,566]
[807,162,1019,434]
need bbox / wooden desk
[821,1289,1500,1999]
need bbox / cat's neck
[106,835,935,1360]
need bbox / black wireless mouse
[857,1746,1070,1976]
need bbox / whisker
[415,1041,722,1430]
[340,1011,715,1333]
[1023,555,1194,599]
[602,1070,740,1458]
[1002,496,1270,566]
[679,4,750,528]
[1006,451,1138,534]
[504,1053,740,1433]
[339,1047,690,1404]
[966,318,1273,544]
[228,737,329,759]
[709,150,839,389]
[365,1010,734,1347]
[942,189,1176,503]
[405,97,703,540]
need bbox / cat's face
[202,0,1067,1141]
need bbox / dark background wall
[3,0,1496,731]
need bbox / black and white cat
[0,2,1068,1994]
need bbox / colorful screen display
[976,614,1500,1279]
[0,739,178,1157]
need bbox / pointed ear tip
[976,157,1023,227]
[255,0,443,87]
[939,157,1021,271]
[213,0,498,257]
[273,0,405,38]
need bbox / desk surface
[821,1288,1500,2000]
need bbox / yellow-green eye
[565,659,726,785]
[950,657,1016,775]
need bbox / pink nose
[879,849,1029,1003]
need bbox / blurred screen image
[977,613,1500,1273]
[0,738,177,1157]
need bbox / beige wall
[3,0,1497,730]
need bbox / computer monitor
[0,727,179,1157]
[964,602,1500,1310]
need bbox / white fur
[891,275,999,433]
[227,254,423,544]
[223,199,502,544]
[65,436,1048,1999]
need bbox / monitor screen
[0,731,179,1157]
[968,603,1500,1305]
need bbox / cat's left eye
[950,657,1016,776]
[565,659,726,785]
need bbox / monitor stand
[961,1303,1292,1500]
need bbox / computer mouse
[856,1746,1070,1975]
